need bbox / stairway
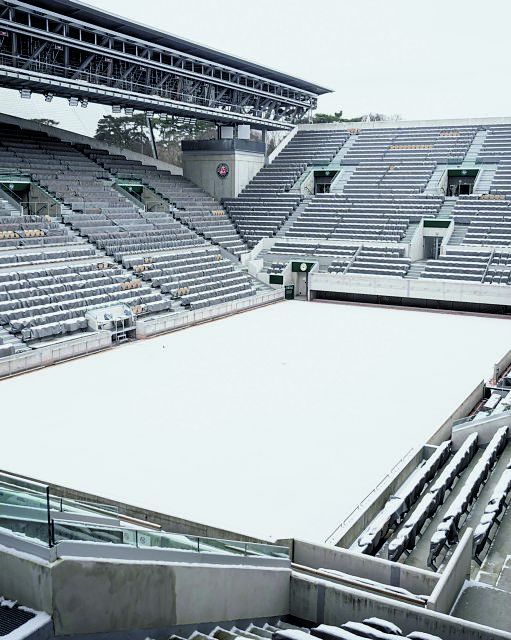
[401,223,418,244]
[448,224,469,245]
[473,165,499,194]
[437,197,456,219]
[465,129,489,163]
[405,260,428,279]
[424,166,446,194]
[0,194,21,216]
[331,132,358,163]
[330,166,356,193]
[277,197,312,237]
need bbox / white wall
[182,150,264,199]
[292,539,439,596]
[310,271,511,307]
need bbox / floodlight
[68,96,79,107]
[20,88,31,99]
[112,105,122,114]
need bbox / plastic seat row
[427,428,508,569]
[354,441,452,555]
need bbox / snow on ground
[1,301,510,542]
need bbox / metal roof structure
[0,0,332,130]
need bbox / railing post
[46,487,52,548]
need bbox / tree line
[31,109,401,167]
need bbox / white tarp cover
[0,301,509,541]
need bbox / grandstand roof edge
[24,0,333,96]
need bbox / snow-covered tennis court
[1,301,510,542]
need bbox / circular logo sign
[216,162,229,178]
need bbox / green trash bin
[285,284,294,300]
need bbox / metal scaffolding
[0,0,331,130]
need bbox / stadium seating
[0,122,274,359]
[342,126,478,165]
[0,261,172,342]
[427,428,508,569]
[385,434,483,564]
[473,456,511,563]
[124,247,256,310]
[224,130,350,247]
[476,125,511,163]
[354,441,452,555]
[420,249,511,284]
[83,148,248,256]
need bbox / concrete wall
[52,558,289,636]
[0,543,53,613]
[0,331,112,380]
[0,543,290,637]
[136,291,284,339]
[290,574,511,640]
[408,223,424,261]
[291,540,438,596]
[452,413,511,448]
[492,347,511,383]
[298,116,511,131]
[427,381,485,446]
[427,528,473,613]
[182,150,264,199]
[0,112,182,174]
[310,271,511,308]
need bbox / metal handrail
[291,563,427,608]
[324,447,414,544]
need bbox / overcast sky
[1,0,510,135]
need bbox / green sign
[291,261,315,273]
[424,219,451,228]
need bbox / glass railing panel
[246,542,290,558]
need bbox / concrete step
[448,224,469,245]
[332,133,358,163]
[465,129,489,163]
[277,197,312,237]
[405,260,428,279]
[473,165,499,194]
[437,197,456,219]
[402,223,418,244]
[330,166,357,193]
[424,165,446,194]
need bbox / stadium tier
[0,121,278,365]
[3,2,511,639]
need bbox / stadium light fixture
[112,105,122,114]
[44,92,54,102]
[68,97,79,107]
[146,110,154,117]
[124,107,134,116]
[80,98,88,108]
[20,88,31,99]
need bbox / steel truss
[0,0,321,129]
